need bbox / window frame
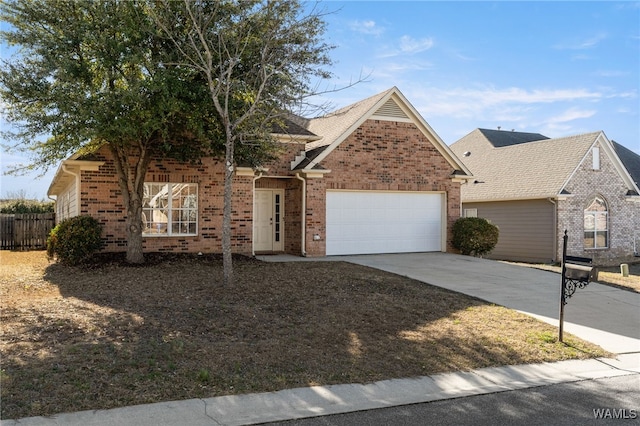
[142,182,198,237]
[583,195,608,250]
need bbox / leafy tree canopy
[0,0,224,171]
[1,0,335,267]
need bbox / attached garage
[326,191,444,255]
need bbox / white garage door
[326,191,443,256]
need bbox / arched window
[584,196,608,249]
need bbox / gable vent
[373,99,410,120]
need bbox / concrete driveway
[337,253,640,354]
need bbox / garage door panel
[326,191,443,256]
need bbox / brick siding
[313,119,461,254]
[558,142,640,266]
[70,119,462,257]
[79,146,254,255]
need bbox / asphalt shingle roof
[613,141,640,188]
[451,129,602,202]
[478,128,550,147]
[304,88,395,151]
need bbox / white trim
[305,88,473,178]
[48,160,104,197]
[235,167,255,177]
[559,132,639,195]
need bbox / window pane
[595,212,607,231]
[586,197,606,212]
[595,231,608,248]
[584,213,595,231]
[584,231,595,248]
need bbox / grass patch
[0,251,610,420]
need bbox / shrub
[46,216,103,265]
[452,217,499,257]
[0,199,54,213]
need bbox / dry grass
[1,251,609,420]
[505,261,640,293]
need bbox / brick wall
[79,146,254,255]
[73,122,463,257]
[558,141,640,266]
[314,119,462,253]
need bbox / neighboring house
[48,87,472,257]
[450,128,640,266]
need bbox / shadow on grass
[0,254,606,419]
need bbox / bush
[46,216,103,265]
[452,217,499,257]
[0,199,54,213]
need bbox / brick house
[450,129,640,266]
[48,87,473,257]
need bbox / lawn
[0,251,609,420]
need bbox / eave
[48,160,104,197]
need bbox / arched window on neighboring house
[584,195,608,249]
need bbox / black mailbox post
[559,231,598,342]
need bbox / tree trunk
[125,196,145,264]
[109,144,149,265]
[222,135,235,286]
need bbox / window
[142,183,197,236]
[583,195,607,249]
[463,208,478,218]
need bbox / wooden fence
[0,213,55,251]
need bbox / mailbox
[564,263,598,283]
[564,255,598,283]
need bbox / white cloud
[553,32,608,50]
[547,107,596,124]
[377,35,434,58]
[429,87,604,111]
[349,19,384,36]
[398,35,434,54]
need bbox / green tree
[152,0,335,285]
[0,0,223,263]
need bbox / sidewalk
[2,353,639,426]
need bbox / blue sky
[1,1,639,200]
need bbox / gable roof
[292,87,472,177]
[613,141,640,189]
[451,129,640,202]
[477,128,550,147]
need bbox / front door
[254,189,284,252]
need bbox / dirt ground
[1,251,609,420]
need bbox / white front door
[254,189,284,252]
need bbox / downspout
[548,198,557,263]
[295,173,307,257]
[62,164,81,217]
[251,171,264,256]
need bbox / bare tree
[152,0,336,285]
